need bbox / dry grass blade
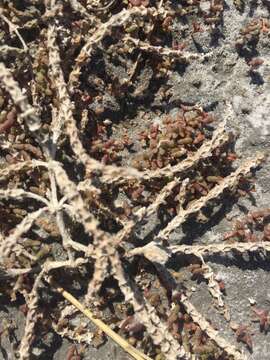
[54,283,153,360]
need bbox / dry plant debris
[0,0,269,360]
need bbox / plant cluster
[0,1,269,360]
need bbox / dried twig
[158,153,264,240]
[53,281,153,360]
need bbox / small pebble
[248,297,256,305]
[104,119,112,126]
